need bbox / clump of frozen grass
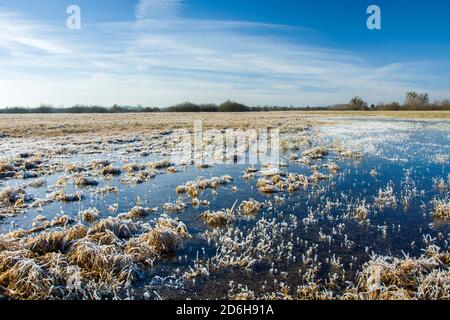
[353,245,449,300]
[302,147,328,159]
[94,185,119,195]
[354,201,369,222]
[0,187,28,208]
[56,176,70,187]
[256,171,312,194]
[324,162,340,173]
[68,239,136,285]
[238,199,262,216]
[330,142,363,159]
[228,282,256,300]
[53,190,83,202]
[88,217,141,239]
[432,198,449,220]
[432,177,448,191]
[99,165,122,176]
[0,251,58,299]
[176,175,234,196]
[66,163,86,174]
[163,200,187,213]
[121,170,157,185]
[166,166,177,174]
[260,167,284,177]
[28,178,46,188]
[74,176,99,187]
[309,170,331,183]
[200,209,234,228]
[88,159,112,170]
[191,198,210,207]
[0,162,16,173]
[374,182,397,209]
[433,154,448,164]
[147,159,173,170]
[26,215,74,235]
[186,186,198,198]
[138,229,183,256]
[280,135,308,151]
[258,181,280,194]
[26,226,85,255]
[28,178,47,188]
[122,162,145,173]
[200,210,231,227]
[154,214,191,239]
[117,206,157,220]
[126,214,190,259]
[80,208,100,222]
[202,216,297,271]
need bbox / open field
[0,113,448,300]
[0,111,449,138]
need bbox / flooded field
[0,113,448,300]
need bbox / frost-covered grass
[0,113,448,300]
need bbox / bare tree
[405,92,429,106]
[349,97,368,110]
[419,93,429,105]
[406,92,417,105]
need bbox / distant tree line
[328,92,450,111]
[1,93,449,114]
[0,104,161,114]
[165,101,296,112]
[0,101,297,114]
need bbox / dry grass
[227,245,449,301]
[87,217,141,239]
[0,213,191,299]
[200,210,233,228]
[0,187,28,207]
[433,198,449,220]
[163,201,187,213]
[99,165,122,176]
[238,199,262,216]
[1,111,448,138]
[176,176,234,197]
[351,246,449,300]
[53,190,83,202]
[117,206,158,220]
[74,176,99,187]
[80,208,100,222]
[354,201,369,221]
[302,147,328,159]
[126,215,190,260]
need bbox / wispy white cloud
[0,11,72,54]
[135,0,182,20]
[0,4,449,108]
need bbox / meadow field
[0,111,449,137]
[0,111,448,300]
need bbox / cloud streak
[135,0,182,20]
[0,11,72,55]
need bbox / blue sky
[0,0,449,107]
